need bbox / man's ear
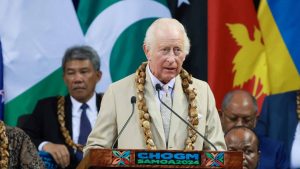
[254,113,258,127]
[96,70,102,82]
[143,44,151,61]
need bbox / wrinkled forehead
[226,92,257,113]
[152,29,184,48]
[224,101,256,118]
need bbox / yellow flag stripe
[258,0,300,94]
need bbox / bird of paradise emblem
[226,23,269,99]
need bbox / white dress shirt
[39,93,98,150]
[71,93,98,144]
[291,121,300,168]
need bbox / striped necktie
[160,85,172,144]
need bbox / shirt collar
[147,64,175,90]
[70,93,97,113]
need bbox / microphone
[155,84,217,151]
[111,96,136,149]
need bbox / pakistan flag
[1,0,174,125]
[77,0,171,92]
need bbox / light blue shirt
[147,65,175,108]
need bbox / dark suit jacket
[255,90,298,167]
[257,135,289,169]
[22,94,102,169]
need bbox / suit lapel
[145,69,166,145]
[63,94,101,143]
[168,76,188,145]
[96,93,103,112]
[65,95,73,137]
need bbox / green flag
[1,0,204,126]
[77,0,171,92]
[0,0,83,126]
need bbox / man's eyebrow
[243,144,254,149]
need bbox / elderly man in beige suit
[84,18,226,153]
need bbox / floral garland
[297,90,300,120]
[135,62,199,150]
[0,121,9,169]
[57,96,83,152]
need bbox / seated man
[84,18,226,153]
[220,89,289,169]
[22,45,103,168]
[255,90,300,168]
[225,126,260,169]
[0,120,44,168]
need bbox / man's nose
[236,118,244,126]
[73,73,83,82]
[166,56,175,63]
[166,51,176,62]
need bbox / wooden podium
[77,149,242,169]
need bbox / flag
[0,0,84,125]
[77,0,206,89]
[167,0,208,80]
[0,39,4,120]
[0,0,206,126]
[77,0,171,91]
[208,0,268,111]
[258,0,300,93]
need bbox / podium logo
[135,152,200,165]
[112,150,131,165]
[204,152,224,167]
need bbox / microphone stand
[155,84,217,151]
[111,96,136,149]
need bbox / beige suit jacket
[84,69,226,153]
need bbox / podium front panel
[77,149,242,169]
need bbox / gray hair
[62,45,100,72]
[221,89,258,113]
[144,18,190,55]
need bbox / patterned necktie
[160,85,172,143]
[76,103,91,160]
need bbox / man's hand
[43,143,70,168]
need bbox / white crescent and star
[84,0,171,92]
